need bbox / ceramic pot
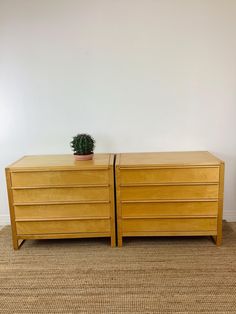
[74,153,93,161]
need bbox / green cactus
[70,134,95,155]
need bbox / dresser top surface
[118,151,223,167]
[7,154,113,171]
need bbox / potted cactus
[70,133,95,161]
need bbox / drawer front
[122,218,217,232]
[15,203,110,220]
[16,219,111,235]
[120,167,219,184]
[121,185,218,200]
[13,187,109,203]
[11,170,109,187]
[121,201,218,218]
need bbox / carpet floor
[0,223,236,313]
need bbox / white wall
[0,0,236,224]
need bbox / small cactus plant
[70,134,95,160]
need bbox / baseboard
[224,211,236,222]
[0,215,10,225]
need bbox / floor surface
[0,222,236,313]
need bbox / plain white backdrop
[0,0,236,223]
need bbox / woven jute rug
[0,222,236,313]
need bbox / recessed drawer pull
[14,200,111,206]
[15,216,111,222]
[122,215,217,219]
[120,182,219,187]
[121,199,218,203]
[12,184,110,190]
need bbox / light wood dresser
[115,151,224,247]
[6,154,116,249]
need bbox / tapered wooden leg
[12,237,19,250]
[212,235,222,246]
[13,241,19,251]
[118,235,123,247]
[13,238,25,250]
[111,235,116,248]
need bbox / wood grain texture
[109,155,116,247]
[120,185,219,200]
[11,170,109,187]
[119,151,222,168]
[115,154,123,247]
[122,218,217,232]
[121,201,218,218]
[120,167,219,184]
[14,203,110,220]
[12,186,109,203]
[213,162,225,246]
[5,169,18,250]
[16,219,111,235]
[116,152,224,247]
[6,154,115,249]
[7,154,110,171]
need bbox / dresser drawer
[11,170,109,187]
[123,218,217,233]
[13,187,109,203]
[120,167,219,184]
[121,201,218,218]
[15,203,110,220]
[6,154,116,249]
[16,219,111,235]
[121,185,219,200]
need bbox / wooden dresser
[115,151,224,247]
[6,154,115,249]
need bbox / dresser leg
[12,238,19,250]
[111,236,116,248]
[118,236,123,247]
[13,239,25,250]
[212,235,222,246]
